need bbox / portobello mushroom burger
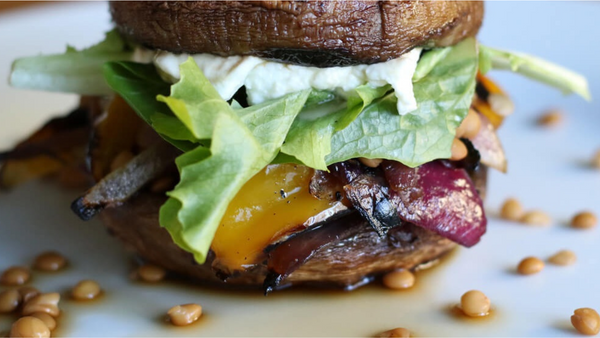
[4,1,589,292]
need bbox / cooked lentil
[30,312,56,331]
[33,251,67,272]
[460,290,491,317]
[167,304,202,326]
[0,289,21,313]
[382,270,415,290]
[500,198,524,221]
[538,109,563,127]
[517,257,544,275]
[521,210,551,226]
[22,293,60,317]
[0,266,30,286]
[137,264,167,283]
[10,316,50,338]
[571,211,597,229]
[379,327,411,337]
[571,308,600,336]
[71,280,101,300]
[548,250,577,266]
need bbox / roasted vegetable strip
[72,141,180,220]
[264,210,361,293]
[0,107,90,189]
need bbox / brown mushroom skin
[109,1,484,67]
[100,193,455,289]
[98,166,487,290]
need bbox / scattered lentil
[460,290,491,317]
[0,289,21,313]
[378,327,411,337]
[0,266,30,286]
[137,264,167,283]
[18,287,40,303]
[33,251,67,272]
[167,304,202,326]
[30,312,56,331]
[591,150,600,169]
[382,270,415,290]
[22,293,60,317]
[538,109,563,127]
[10,317,50,338]
[521,210,552,226]
[571,211,597,229]
[571,308,600,336]
[71,280,101,300]
[548,250,577,266]
[517,257,544,275]
[500,198,524,222]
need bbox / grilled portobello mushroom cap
[100,166,487,291]
[110,0,484,67]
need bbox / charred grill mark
[71,197,102,221]
[476,81,490,100]
[309,170,345,202]
[328,161,403,236]
[454,138,481,172]
[343,176,402,237]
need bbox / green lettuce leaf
[326,38,478,167]
[160,113,267,262]
[280,85,390,170]
[270,152,303,165]
[10,30,133,96]
[103,61,196,151]
[157,59,235,140]
[157,59,311,263]
[479,45,591,100]
[412,47,452,82]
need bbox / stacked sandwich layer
[5,1,589,290]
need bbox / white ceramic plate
[1,2,599,337]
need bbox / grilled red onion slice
[382,160,486,247]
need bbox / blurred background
[0,1,43,11]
